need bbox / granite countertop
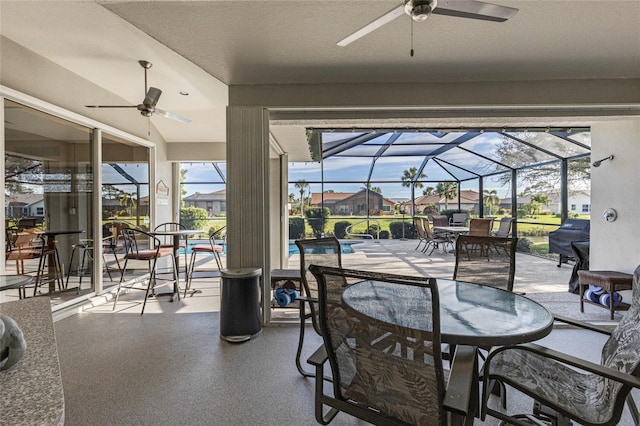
[0,297,65,425]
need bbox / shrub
[305,207,330,238]
[517,237,532,253]
[334,221,352,239]
[379,230,390,239]
[180,207,208,230]
[366,224,380,238]
[389,220,416,239]
[289,217,305,239]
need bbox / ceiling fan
[86,60,191,123]
[337,0,518,47]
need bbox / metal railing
[345,219,380,242]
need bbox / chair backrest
[450,213,469,226]
[453,235,518,291]
[597,264,640,423]
[494,217,513,237]
[413,216,427,239]
[309,265,447,425]
[121,228,160,258]
[295,237,342,302]
[468,218,494,236]
[429,214,449,228]
[154,222,186,245]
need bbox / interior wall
[166,142,225,162]
[590,119,640,273]
[230,79,640,108]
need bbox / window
[582,204,590,213]
[382,205,391,212]
[571,204,576,211]
[36,207,44,215]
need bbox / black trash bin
[220,268,262,342]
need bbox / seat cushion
[191,244,223,253]
[488,347,615,424]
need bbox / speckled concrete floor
[51,239,636,425]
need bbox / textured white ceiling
[103,0,640,85]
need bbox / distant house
[499,190,591,215]
[402,189,480,214]
[5,193,45,219]
[309,190,396,215]
[183,189,227,216]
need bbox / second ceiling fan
[86,60,191,123]
[337,0,519,47]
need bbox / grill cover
[549,219,590,257]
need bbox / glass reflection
[4,100,93,304]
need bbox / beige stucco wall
[590,119,640,273]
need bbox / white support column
[92,128,103,294]
[226,107,270,274]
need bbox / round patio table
[342,278,554,346]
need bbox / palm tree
[436,182,457,210]
[294,180,309,215]
[483,189,501,215]
[401,167,425,215]
[423,186,435,196]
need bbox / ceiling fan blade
[337,4,405,47]
[154,108,192,124]
[85,105,138,108]
[433,0,518,22]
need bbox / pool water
[178,241,355,256]
[288,242,355,255]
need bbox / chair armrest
[553,314,614,336]
[443,345,476,417]
[296,295,318,303]
[307,344,328,367]
[487,342,640,390]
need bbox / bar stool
[184,228,225,297]
[112,228,178,315]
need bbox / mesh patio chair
[481,264,640,426]
[450,212,469,227]
[422,217,453,255]
[307,265,475,425]
[491,217,513,237]
[412,216,428,251]
[453,235,518,291]
[112,228,178,315]
[468,218,494,236]
[294,237,342,378]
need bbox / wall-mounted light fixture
[592,155,614,168]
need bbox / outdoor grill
[548,218,590,267]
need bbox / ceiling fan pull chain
[410,19,414,57]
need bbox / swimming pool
[288,242,356,255]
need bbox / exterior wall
[590,119,640,273]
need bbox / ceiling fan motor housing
[405,0,437,21]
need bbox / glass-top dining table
[342,278,554,346]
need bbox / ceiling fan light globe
[404,0,436,22]
[411,5,432,21]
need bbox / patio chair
[450,212,469,227]
[423,218,453,255]
[481,264,640,426]
[412,216,428,251]
[453,235,518,291]
[307,265,475,425]
[294,236,342,378]
[491,217,513,238]
[184,226,225,297]
[112,228,178,315]
[468,218,494,236]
